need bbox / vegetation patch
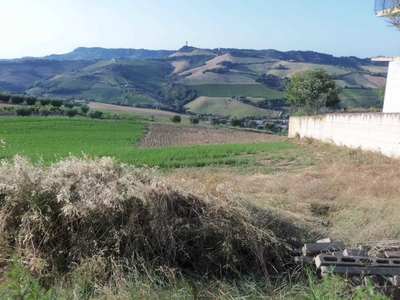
[0,155,304,292]
[185,96,281,117]
[189,84,285,98]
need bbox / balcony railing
[375,0,399,15]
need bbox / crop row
[0,116,294,168]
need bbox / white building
[374,0,400,113]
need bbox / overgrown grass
[0,154,310,299]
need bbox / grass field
[189,84,285,98]
[0,116,290,168]
[185,96,281,117]
[0,117,145,162]
[81,83,123,102]
[339,88,380,108]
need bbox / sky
[1,0,400,59]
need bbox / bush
[81,104,90,114]
[39,108,50,117]
[64,108,78,118]
[0,92,10,102]
[10,95,25,105]
[87,110,103,119]
[50,99,63,108]
[229,116,241,127]
[189,116,199,125]
[24,95,37,106]
[211,117,220,127]
[14,106,32,117]
[39,98,51,106]
[110,113,120,120]
[171,115,181,124]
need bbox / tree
[51,99,63,108]
[81,104,90,114]
[229,116,242,127]
[24,95,37,106]
[210,117,220,127]
[14,106,32,117]
[189,116,199,125]
[0,92,10,102]
[87,110,103,119]
[10,95,25,105]
[39,108,50,117]
[285,68,341,115]
[64,108,78,118]
[39,98,51,106]
[246,120,257,129]
[264,122,276,131]
[171,115,181,124]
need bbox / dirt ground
[139,123,281,147]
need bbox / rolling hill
[0,46,388,116]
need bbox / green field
[185,97,281,117]
[339,88,380,108]
[81,83,123,102]
[0,117,145,162]
[0,117,293,168]
[189,84,285,98]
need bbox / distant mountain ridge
[0,46,387,117]
[40,46,385,69]
[44,47,176,61]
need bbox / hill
[44,47,175,60]
[0,46,388,116]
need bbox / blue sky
[1,0,399,59]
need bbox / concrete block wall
[288,113,400,157]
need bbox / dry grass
[165,137,400,247]
[0,154,308,285]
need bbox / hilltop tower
[373,0,400,113]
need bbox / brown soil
[139,123,281,148]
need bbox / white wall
[383,57,400,113]
[288,113,400,157]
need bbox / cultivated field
[139,123,280,147]
[88,102,182,117]
[185,96,281,117]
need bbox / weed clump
[0,155,300,285]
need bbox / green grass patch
[189,84,285,98]
[125,94,156,105]
[0,117,146,162]
[185,97,281,117]
[82,83,123,102]
[0,116,293,168]
[339,88,380,108]
[130,141,295,169]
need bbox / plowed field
[139,123,280,148]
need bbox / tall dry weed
[0,154,304,284]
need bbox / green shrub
[87,110,103,119]
[14,106,32,117]
[64,108,78,118]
